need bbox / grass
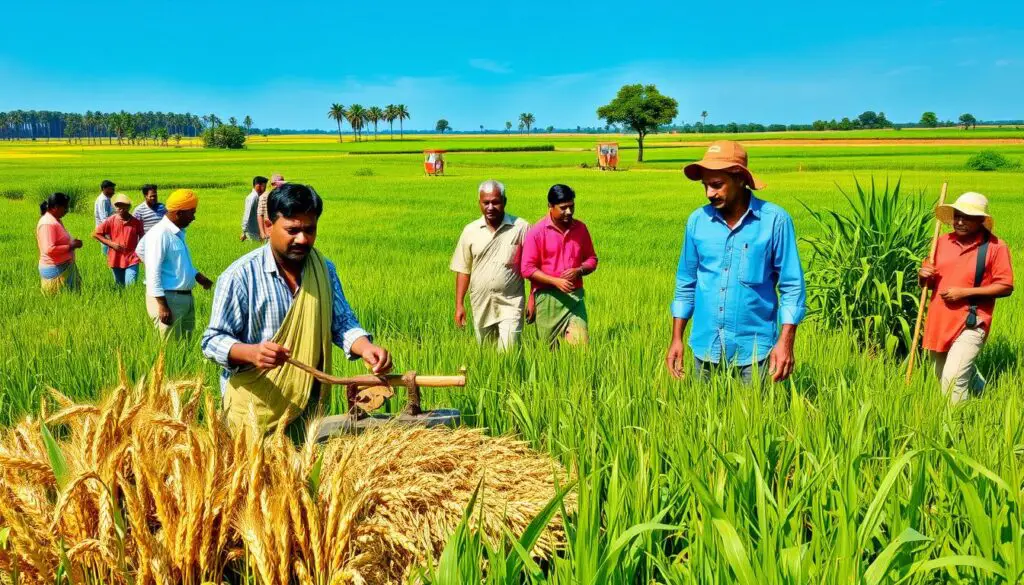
[1,135,1023,583]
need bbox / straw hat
[684,140,766,190]
[936,192,993,231]
[112,193,132,207]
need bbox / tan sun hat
[684,140,766,190]
[112,193,132,207]
[936,192,993,231]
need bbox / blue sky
[3,0,1022,130]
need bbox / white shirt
[136,216,197,296]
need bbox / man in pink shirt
[520,184,598,346]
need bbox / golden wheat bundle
[0,362,573,585]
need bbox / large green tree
[597,84,678,162]
[919,111,938,128]
[435,119,450,134]
[959,113,977,130]
[518,113,535,134]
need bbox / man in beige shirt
[451,180,530,350]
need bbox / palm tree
[505,121,512,134]
[328,103,346,142]
[518,113,535,135]
[243,115,253,135]
[228,116,238,126]
[367,106,384,140]
[700,110,708,133]
[346,104,366,142]
[384,104,398,141]
[395,104,410,140]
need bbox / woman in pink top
[36,192,84,295]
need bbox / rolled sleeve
[671,216,698,319]
[200,270,249,370]
[520,230,541,279]
[327,261,370,360]
[774,213,807,325]
[144,233,166,297]
[449,229,472,274]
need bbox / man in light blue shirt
[94,180,115,255]
[666,141,806,383]
[137,189,213,338]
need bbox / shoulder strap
[965,232,990,328]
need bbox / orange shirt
[96,214,144,269]
[36,212,74,268]
[923,232,1014,352]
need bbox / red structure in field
[424,149,446,176]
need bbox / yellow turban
[166,189,199,211]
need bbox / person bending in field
[136,189,214,338]
[256,172,286,240]
[94,179,116,256]
[451,179,530,350]
[201,183,392,436]
[93,193,144,287]
[666,140,806,383]
[132,184,166,234]
[241,176,267,242]
[919,192,1014,404]
[521,184,598,347]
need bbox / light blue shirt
[94,193,113,226]
[137,216,198,297]
[201,245,370,389]
[671,195,806,364]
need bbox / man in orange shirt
[93,193,145,287]
[919,192,1014,403]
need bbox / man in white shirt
[450,179,530,350]
[137,188,213,338]
[256,172,286,240]
[94,180,116,255]
[241,176,267,241]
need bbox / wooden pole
[286,358,466,388]
[905,182,948,384]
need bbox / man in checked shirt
[201,182,391,435]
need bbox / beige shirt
[450,214,529,329]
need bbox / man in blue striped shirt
[666,141,806,383]
[132,184,167,234]
[201,183,391,420]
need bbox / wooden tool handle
[287,358,466,388]
[905,182,947,384]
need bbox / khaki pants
[476,317,523,351]
[931,328,987,404]
[146,292,195,339]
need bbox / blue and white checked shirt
[672,196,806,365]
[201,245,370,389]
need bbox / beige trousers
[476,317,524,351]
[931,328,987,404]
[146,292,195,339]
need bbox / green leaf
[504,478,577,579]
[40,423,69,490]
[864,527,931,585]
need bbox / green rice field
[2,133,1024,582]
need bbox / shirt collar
[261,244,279,274]
[477,213,515,228]
[159,215,181,235]
[710,194,763,225]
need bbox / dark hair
[101,180,116,190]
[141,184,157,196]
[253,176,268,187]
[40,192,72,216]
[547,184,576,205]
[267,183,323,221]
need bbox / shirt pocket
[740,239,771,286]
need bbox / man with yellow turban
[136,188,214,337]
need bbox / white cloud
[468,58,512,74]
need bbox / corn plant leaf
[40,422,69,490]
[864,527,931,585]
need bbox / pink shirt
[36,212,75,268]
[520,215,598,292]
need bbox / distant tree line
[0,110,262,145]
[327,104,410,142]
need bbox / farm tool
[286,358,467,440]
